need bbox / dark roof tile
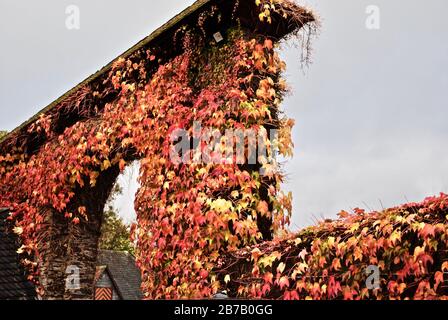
[0,209,36,300]
[97,250,143,300]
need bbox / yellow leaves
[277,118,295,157]
[89,171,99,187]
[251,248,262,262]
[210,198,233,213]
[197,167,207,176]
[258,251,282,268]
[349,222,360,233]
[353,247,363,262]
[292,262,308,277]
[257,200,269,216]
[413,246,425,260]
[389,230,401,245]
[102,159,111,170]
[331,258,342,271]
[193,260,202,271]
[277,262,286,274]
[224,274,231,284]
[256,78,276,100]
[13,226,23,235]
[258,11,272,24]
[127,83,136,92]
[95,131,104,141]
[442,261,448,272]
[166,171,176,180]
[16,245,26,254]
[327,236,336,248]
[255,0,261,5]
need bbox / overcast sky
[1,0,447,229]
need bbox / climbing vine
[217,193,448,300]
[0,0,314,298]
[1,0,445,301]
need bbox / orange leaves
[217,193,448,300]
[442,261,448,272]
[419,223,436,239]
[251,248,262,262]
[389,230,401,245]
[89,171,99,187]
[256,77,276,101]
[119,159,126,172]
[124,33,289,298]
[15,22,448,301]
[264,272,274,284]
[78,206,86,215]
[331,258,341,271]
[257,200,269,216]
[278,276,290,290]
[264,39,273,50]
[338,210,350,219]
[434,271,444,291]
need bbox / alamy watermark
[65,5,80,30]
[365,265,380,290]
[169,121,279,176]
[365,5,381,30]
[65,265,81,290]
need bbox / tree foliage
[99,207,134,254]
[99,184,135,254]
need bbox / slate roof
[97,250,143,300]
[0,208,36,300]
